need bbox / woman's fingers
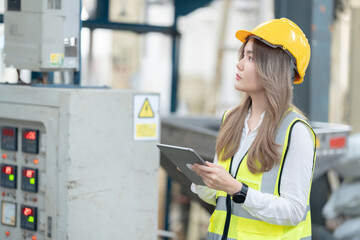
[195,163,214,173]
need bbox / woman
[192,18,316,240]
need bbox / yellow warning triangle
[138,98,154,118]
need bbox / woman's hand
[192,161,242,195]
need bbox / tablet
[157,143,206,185]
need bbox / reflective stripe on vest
[214,196,311,221]
[208,110,316,240]
[207,232,237,240]
[207,231,311,240]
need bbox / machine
[0,85,160,240]
[4,0,80,71]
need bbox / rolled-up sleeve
[242,122,315,226]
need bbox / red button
[5,231,10,236]
[2,154,7,159]
[1,192,5,197]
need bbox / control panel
[0,86,160,240]
[0,121,45,240]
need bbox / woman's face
[235,39,264,94]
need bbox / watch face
[233,194,246,203]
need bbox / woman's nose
[236,60,243,71]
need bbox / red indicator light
[23,207,33,216]
[2,166,13,175]
[24,131,36,140]
[330,137,346,149]
[23,169,35,178]
[2,129,14,137]
[2,154,7,159]
[33,159,39,164]
[1,192,5,197]
[5,167,11,174]
[32,236,37,240]
[5,231,10,236]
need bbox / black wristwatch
[232,183,248,203]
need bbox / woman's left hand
[192,161,242,195]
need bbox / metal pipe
[82,20,175,34]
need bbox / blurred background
[0,0,359,239]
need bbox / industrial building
[0,0,359,239]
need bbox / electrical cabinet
[4,0,80,71]
[0,85,160,240]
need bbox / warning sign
[134,95,160,141]
[138,99,154,118]
[50,53,64,66]
[136,124,156,138]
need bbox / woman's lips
[236,73,241,80]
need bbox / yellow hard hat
[235,18,311,84]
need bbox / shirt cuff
[243,187,264,210]
[190,183,198,194]
[191,183,217,206]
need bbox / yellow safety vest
[207,110,316,240]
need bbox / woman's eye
[249,56,254,61]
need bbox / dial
[1,201,16,226]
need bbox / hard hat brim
[294,76,303,84]
[235,30,253,43]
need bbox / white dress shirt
[191,109,314,226]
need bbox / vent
[64,38,78,57]
[48,0,61,9]
[65,46,78,57]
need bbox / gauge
[1,201,16,226]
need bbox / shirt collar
[244,107,266,135]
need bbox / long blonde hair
[216,37,305,174]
